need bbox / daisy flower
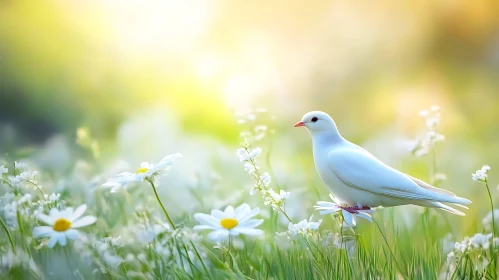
[102,153,181,192]
[32,204,97,248]
[314,194,374,226]
[193,203,263,242]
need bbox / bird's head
[294,111,337,134]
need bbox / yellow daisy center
[53,218,72,232]
[136,167,149,174]
[220,218,239,229]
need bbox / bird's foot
[339,205,372,214]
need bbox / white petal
[38,214,55,225]
[207,229,229,242]
[70,205,87,222]
[193,225,217,231]
[65,229,80,240]
[71,216,97,228]
[62,207,74,219]
[342,210,354,226]
[49,208,61,219]
[33,226,54,238]
[210,209,225,219]
[47,233,59,248]
[356,213,373,223]
[238,207,260,223]
[224,206,235,217]
[231,227,264,236]
[319,209,335,215]
[59,233,67,246]
[234,203,250,220]
[194,213,221,228]
[238,219,263,228]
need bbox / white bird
[295,111,471,215]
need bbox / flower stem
[146,179,176,230]
[0,217,15,253]
[146,179,211,278]
[484,179,496,276]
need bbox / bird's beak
[294,121,305,127]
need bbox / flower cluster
[237,143,290,212]
[277,216,322,240]
[412,105,445,157]
[236,109,273,142]
[472,165,491,182]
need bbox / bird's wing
[327,148,448,202]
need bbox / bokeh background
[1,0,499,231]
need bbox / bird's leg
[340,205,372,214]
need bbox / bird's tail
[418,201,467,216]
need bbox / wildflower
[194,203,263,242]
[32,204,97,248]
[472,165,491,182]
[314,194,374,225]
[265,189,290,205]
[102,153,181,192]
[447,251,456,263]
[0,164,7,174]
[243,162,257,174]
[285,216,322,238]
[236,147,262,162]
[260,172,271,187]
[412,105,444,157]
[469,233,492,249]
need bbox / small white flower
[447,251,455,263]
[236,147,262,162]
[286,216,322,238]
[102,153,181,192]
[472,165,491,182]
[266,189,290,204]
[14,161,26,170]
[193,203,263,242]
[469,233,492,249]
[0,164,8,174]
[243,162,257,174]
[32,204,97,248]
[314,194,374,225]
[260,172,271,187]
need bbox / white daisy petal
[193,225,217,231]
[210,209,225,219]
[47,233,59,248]
[38,214,55,225]
[207,229,230,242]
[71,216,97,228]
[234,203,250,220]
[62,207,74,219]
[231,228,263,236]
[59,233,68,246]
[65,229,80,240]
[70,204,87,222]
[342,210,354,226]
[224,206,235,217]
[49,208,61,219]
[238,208,260,223]
[238,219,263,228]
[33,226,54,238]
[194,213,221,228]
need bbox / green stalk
[484,178,496,277]
[146,179,210,278]
[0,216,15,253]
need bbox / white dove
[295,111,471,215]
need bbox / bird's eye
[311,116,318,122]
